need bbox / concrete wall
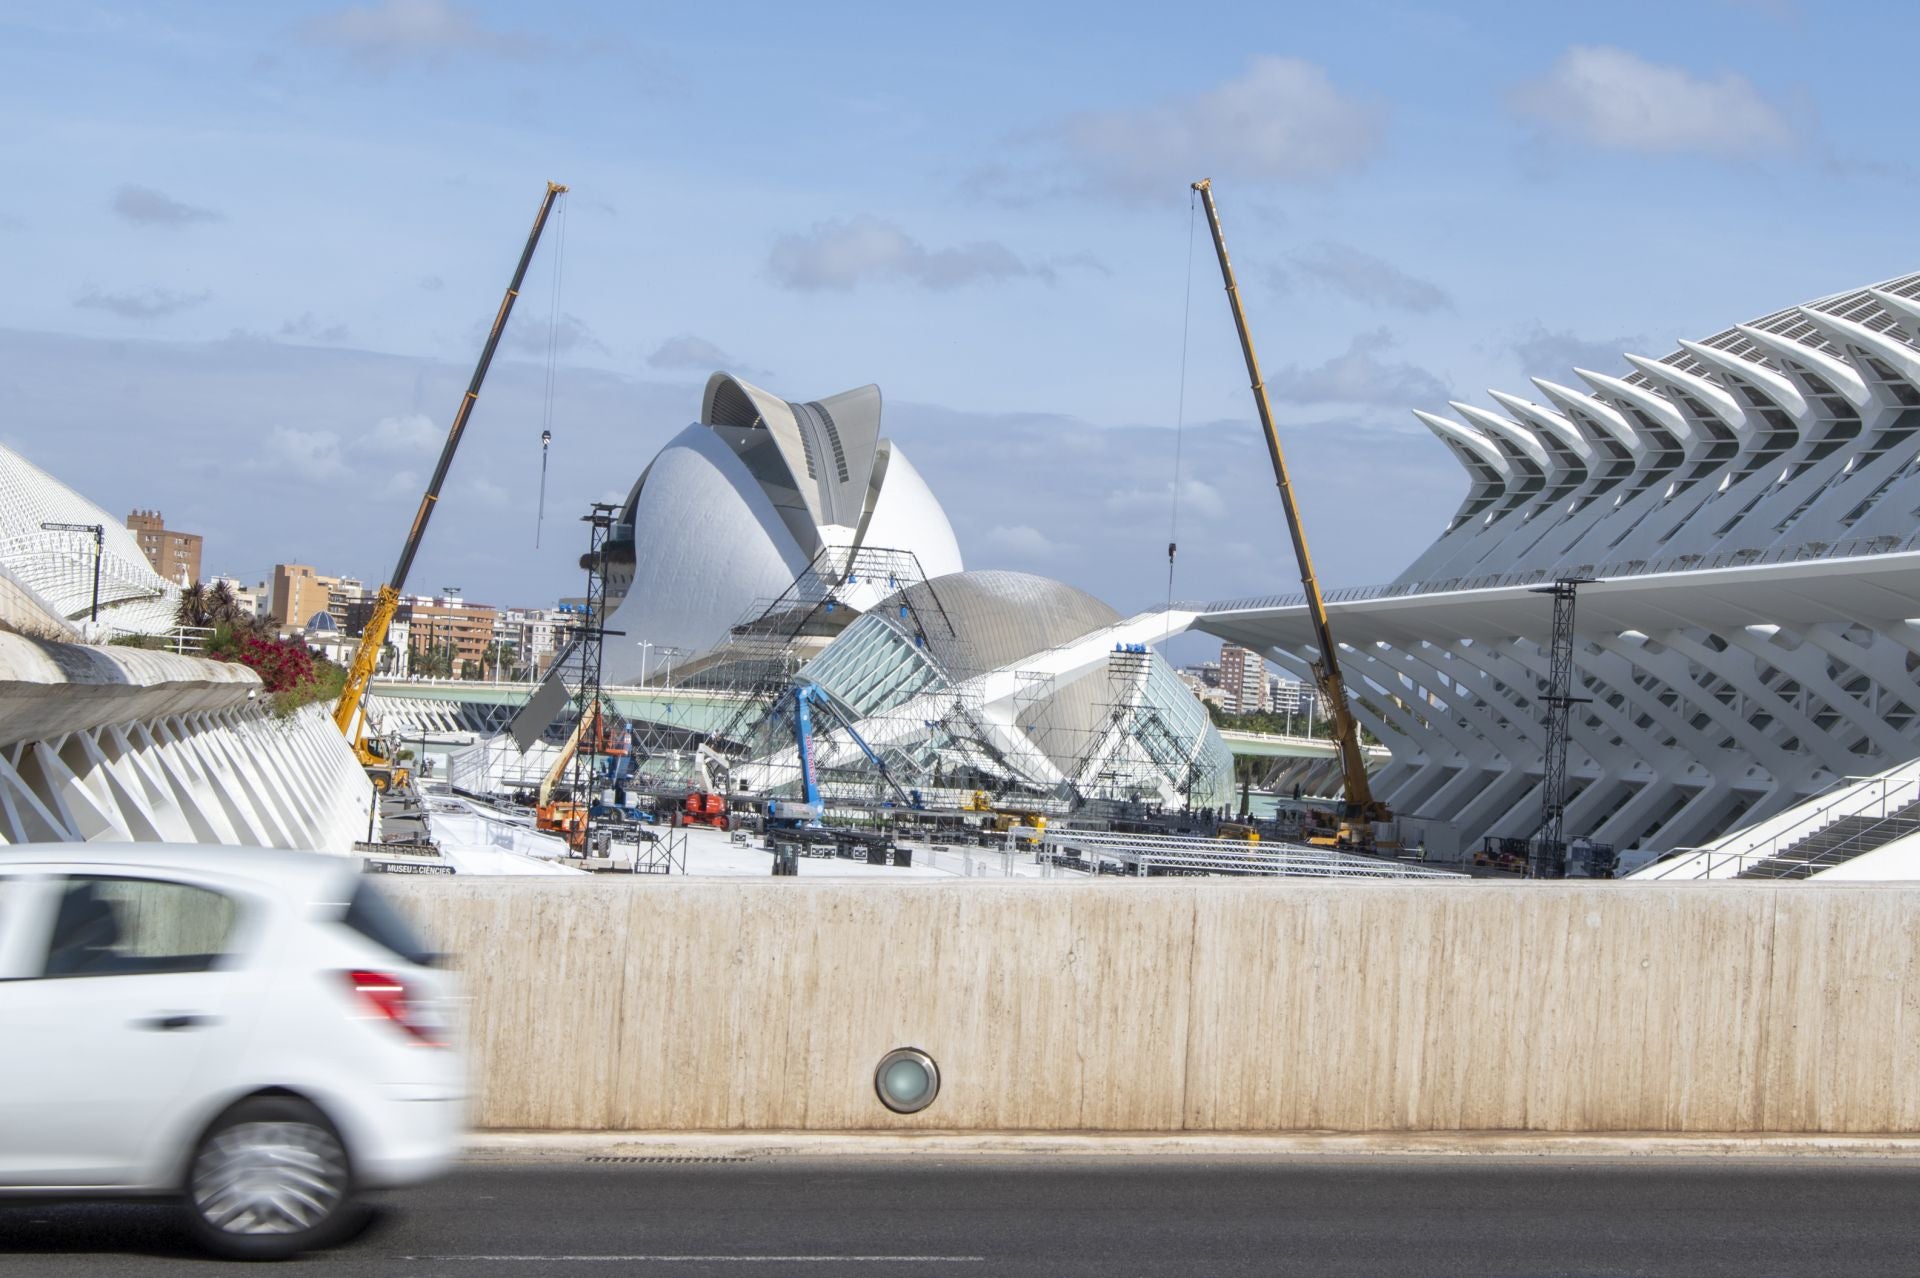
[386,878,1920,1134]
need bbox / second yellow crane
[332,182,569,785]
[1191,177,1390,844]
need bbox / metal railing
[1644,772,1920,880]
[1040,828,1461,880]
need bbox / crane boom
[1190,178,1385,822]
[333,181,569,757]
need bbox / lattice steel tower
[1530,576,1592,878]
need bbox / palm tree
[205,580,259,633]
[175,581,211,629]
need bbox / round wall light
[874,1047,940,1114]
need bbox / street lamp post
[660,646,681,689]
[636,640,654,687]
[41,521,105,623]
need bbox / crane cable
[536,191,570,548]
[1162,189,1199,647]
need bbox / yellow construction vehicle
[985,809,1048,836]
[535,710,592,852]
[332,182,569,783]
[963,790,1046,835]
[1192,179,1391,848]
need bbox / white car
[0,845,465,1259]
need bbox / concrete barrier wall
[386,878,1920,1134]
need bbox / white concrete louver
[0,703,372,852]
[1204,273,1920,860]
[1403,273,1920,587]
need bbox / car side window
[41,876,239,979]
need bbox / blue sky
[2,0,1913,631]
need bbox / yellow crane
[1190,178,1389,840]
[333,182,569,785]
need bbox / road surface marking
[407,1257,984,1264]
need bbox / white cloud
[648,334,737,371]
[111,184,221,227]
[300,0,541,67]
[983,524,1072,560]
[73,286,211,320]
[1105,478,1226,522]
[1267,330,1449,407]
[768,218,1053,292]
[1509,46,1800,158]
[1055,56,1383,198]
[1510,325,1644,380]
[280,311,351,343]
[1274,243,1452,315]
[362,412,441,455]
[462,476,509,508]
[497,312,605,357]
[265,426,346,476]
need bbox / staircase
[1737,796,1920,879]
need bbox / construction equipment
[669,792,730,831]
[331,181,570,781]
[963,789,1044,835]
[1191,178,1390,844]
[765,681,907,828]
[534,699,619,852]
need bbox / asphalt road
[3,1156,1917,1276]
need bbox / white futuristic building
[597,373,962,682]
[1199,271,1920,856]
[0,441,179,635]
[0,446,371,853]
[739,569,1236,809]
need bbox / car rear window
[340,880,436,967]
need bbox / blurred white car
[0,845,464,1259]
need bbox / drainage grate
[583,1155,754,1164]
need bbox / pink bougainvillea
[217,634,318,694]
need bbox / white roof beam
[1623,354,1748,437]
[1449,402,1551,472]
[1676,340,1809,418]
[1867,288,1920,344]
[1733,324,1871,409]
[1531,378,1646,460]
[1486,389,1596,464]
[1575,367,1695,449]
[1792,307,1920,395]
[1412,410,1513,495]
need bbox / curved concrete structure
[0,441,179,634]
[767,570,1234,807]
[600,373,962,681]
[1200,271,1920,857]
[0,632,372,851]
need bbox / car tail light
[343,969,449,1048]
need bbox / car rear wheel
[183,1095,355,1260]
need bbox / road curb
[464,1130,1920,1162]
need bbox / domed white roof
[0,441,178,634]
[599,374,963,681]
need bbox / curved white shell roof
[601,374,963,680]
[0,441,178,634]
[1401,270,1920,587]
[601,425,813,680]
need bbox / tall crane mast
[1190,178,1387,826]
[333,182,569,771]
